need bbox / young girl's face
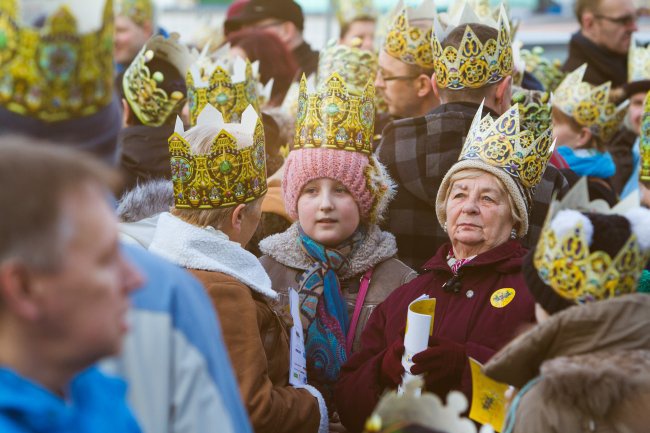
[297,178,361,247]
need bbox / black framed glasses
[594,13,637,26]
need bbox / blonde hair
[444,168,522,231]
[170,124,262,229]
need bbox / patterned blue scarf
[297,225,365,386]
[557,146,616,179]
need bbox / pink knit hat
[282,147,394,224]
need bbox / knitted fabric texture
[283,147,373,220]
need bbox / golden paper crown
[383,0,436,69]
[0,0,114,122]
[115,0,153,26]
[460,101,554,192]
[534,179,650,305]
[628,38,650,83]
[186,49,261,125]
[335,0,377,26]
[432,3,513,90]
[169,104,267,209]
[123,33,196,127]
[294,73,375,155]
[553,64,629,143]
[318,40,378,94]
[640,90,650,183]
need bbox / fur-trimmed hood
[149,212,276,299]
[258,223,398,280]
[538,350,650,417]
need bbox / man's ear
[576,127,594,149]
[142,20,154,38]
[581,11,595,30]
[121,98,132,127]
[0,262,40,321]
[416,74,433,97]
[494,75,513,111]
[230,204,247,235]
[431,73,441,100]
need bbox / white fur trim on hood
[624,207,650,252]
[149,212,276,299]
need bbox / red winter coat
[334,240,535,433]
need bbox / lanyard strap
[346,268,374,354]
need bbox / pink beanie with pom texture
[282,148,373,220]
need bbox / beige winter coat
[258,223,417,353]
[484,294,650,433]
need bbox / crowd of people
[1,0,650,432]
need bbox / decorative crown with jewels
[628,38,650,83]
[0,0,114,122]
[640,90,650,183]
[115,0,153,26]
[335,0,377,26]
[186,49,261,125]
[294,72,375,155]
[383,0,436,69]
[317,40,378,95]
[432,2,513,90]
[553,63,629,143]
[123,33,196,127]
[169,104,267,209]
[461,101,554,197]
[534,179,650,305]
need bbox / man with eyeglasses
[563,0,638,101]
[374,3,439,120]
[228,0,319,77]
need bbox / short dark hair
[575,0,604,24]
[0,136,120,271]
[437,23,499,102]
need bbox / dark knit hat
[526,210,650,315]
[227,0,305,30]
[623,80,650,99]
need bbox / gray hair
[0,135,120,272]
[117,178,174,222]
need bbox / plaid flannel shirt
[377,102,567,270]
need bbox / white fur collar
[258,223,398,280]
[149,213,276,299]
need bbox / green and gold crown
[629,38,650,83]
[553,63,629,143]
[640,90,650,183]
[519,46,565,92]
[169,104,267,209]
[383,0,436,69]
[512,89,552,140]
[318,40,378,95]
[432,2,513,90]
[0,0,114,122]
[335,0,377,26]
[460,101,554,200]
[123,33,196,127]
[115,0,153,26]
[186,50,261,126]
[534,180,650,305]
[294,73,375,155]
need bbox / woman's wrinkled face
[297,178,361,247]
[445,173,514,254]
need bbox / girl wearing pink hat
[258,74,416,411]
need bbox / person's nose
[121,256,145,295]
[461,196,479,214]
[319,190,334,211]
[374,71,384,89]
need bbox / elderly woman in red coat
[334,103,555,432]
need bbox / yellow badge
[490,288,516,308]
